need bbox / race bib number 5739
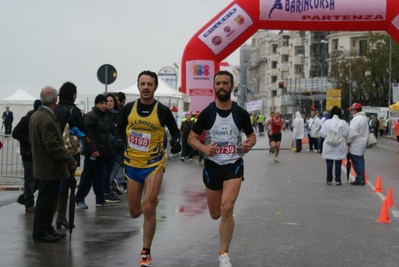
[128,131,150,152]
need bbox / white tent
[118,80,189,126]
[2,89,36,101]
[0,90,37,134]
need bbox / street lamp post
[338,45,352,107]
[321,40,352,108]
[388,37,392,107]
[298,54,324,111]
[173,62,179,91]
[311,58,324,111]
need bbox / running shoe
[105,193,120,203]
[139,250,152,267]
[218,253,232,267]
[274,158,279,163]
[76,202,88,209]
[112,179,123,195]
[95,201,109,207]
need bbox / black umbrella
[63,107,89,241]
[68,168,77,241]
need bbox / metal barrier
[0,134,24,180]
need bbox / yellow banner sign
[326,89,341,111]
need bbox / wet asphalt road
[1,131,399,267]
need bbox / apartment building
[239,31,370,118]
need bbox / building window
[272,45,278,53]
[272,61,277,68]
[295,65,303,74]
[272,90,277,97]
[272,76,277,83]
[282,55,289,62]
[359,40,367,56]
[282,37,289,47]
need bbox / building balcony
[267,54,278,61]
[289,38,303,47]
[289,55,302,65]
[277,46,289,55]
[277,63,289,71]
[267,69,278,76]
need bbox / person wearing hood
[12,99,42,213]
[347,103,369,186]
[318,111,329,153]
[291,111,304,152]
[319,106,349,185]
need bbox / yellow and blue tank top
[124,100,165,168]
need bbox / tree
[328,32,399,110]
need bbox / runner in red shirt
[264,110,286,162]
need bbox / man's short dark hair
[137,70,158,86]
[213,70,234,85]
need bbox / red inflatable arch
[182,0,399,111]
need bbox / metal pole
[320,63,324,111]
[388,37,392,108]
[105,66,109,93]
[349,57,352,107]
[311,58,324,111]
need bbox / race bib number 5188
[128,131,150,152]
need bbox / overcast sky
[0,0,246,99]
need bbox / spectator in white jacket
[347,103,369,186]
[319,106,349,185]
[307,111,320,152]
[318,111,329,154]
[291,111,304,152]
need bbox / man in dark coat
[2,106,14,135]
[75,94,110,209]
[29,86,77,243]
[12,99,41,213]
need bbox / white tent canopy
[119,79,185,99]
[0,90,37,134]
[2,89,36,101]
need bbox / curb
[0,186,22,191]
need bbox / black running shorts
[269,133,282,142]
[203,158,244,191]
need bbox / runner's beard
[216,89,231,102]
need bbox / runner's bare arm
[188,131,217,157]
[242,132,256,153]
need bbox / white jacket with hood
[319,115,349,160]
[308,115,320,138]
[291,111,304,139]
[347,111,369,156]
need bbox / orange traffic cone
[387,187,395,207]
[352,170,357,177]
[364,171,368,185]
[377,199,391,223]
[342,159,346,166]
[373,175,383,193]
